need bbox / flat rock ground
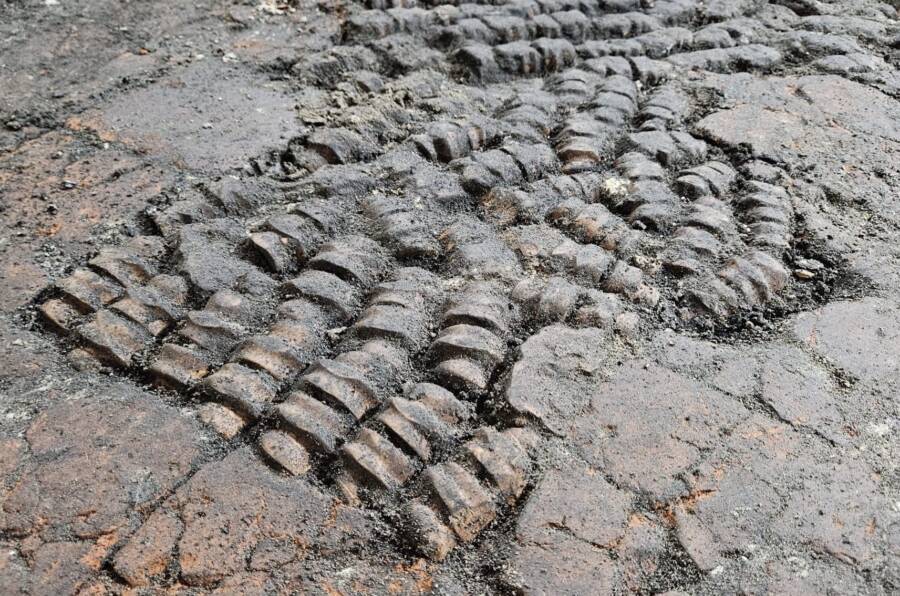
[0,0,898,594]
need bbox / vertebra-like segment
[638,83,691,131]
[544,67,604,105]
[72,278,187,369]
[578,26,693,59]
[39,236,190,368]
[40,236,166,334]
[366,0,420,10]
[347,0,704,49]
[664,197,737,276]
[484,172,644,263]
[361,194,440,259]
[547,188,644,254]
[481,172,601,227]
[598,150,684,231]
[345,8,441,42]
[624,129,708,167]
[496,68,602,143]
[204,237,388,431]
[436,10,661,47]
[693,19,762,50]
[675,160,737,199]
[454,141,559,196]
[148,290,254,389]
[148,290,260,394]
[667,44,782,72]
[685,250,790,320]
[512,275,632,330]
[507,224,657,305]
[439,218,524,282]
[246,200,342,276]
[403,427,539,560]
[335,382,473,498]
[736,180,794,252]
[554,74,639,173]
[662,160,740,275]
[429,281,516,394]
[260,267,444,474]
[495,87,564,144]
[411,118,500,163]
[454,38,577,82]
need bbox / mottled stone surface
[1,0,899,592]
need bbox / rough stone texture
[505,324,611,435]
[507,455,671,594]
[673,414,894,574]
[0,0,321,314]
[567,361,749,501]
[71,60,300,172]
[0,392,201,540]
[508,530,620,594]
[793,298,900,384]
[757,342,846,440]
[517,461,633,549]
[1,0,899,592]
[111,447,380,588]
[695,74,900,290]
[0,131,177,312]
[164,450,320,586]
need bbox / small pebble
[326,327,346,341]
[795,258,824,271]
[794,269,815,280]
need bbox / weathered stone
[197,402,247,439]
[507,532,618,594]
[516,461,633,548]
[20,541,98,594]
[0,392,200,540]
[505,324,610,435]
[758,343,844,440]
[567,361,748,500]
[793,298,900,384]
[112,509,183,587]
[260,430,311,476]
[674,415,893,570]
[141,449,335,587]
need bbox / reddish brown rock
[111,509,183,587]
[0,544,29,593]
[508,533,619,595]
[0,438,26,484]
[674,415,892,571]
[210,572,274,595]
[650,331,760,399]
[567,361,748,500]
[115,448,337,588]
[508,456,672,593]
[0,391,201,540]
[22,541,98,595]
[505,324,612,435]
[516,463,633,548]
[757,343,844,439]
[794,298,900,384]
[0,131,176,312]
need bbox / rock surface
[1,0,898,592]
